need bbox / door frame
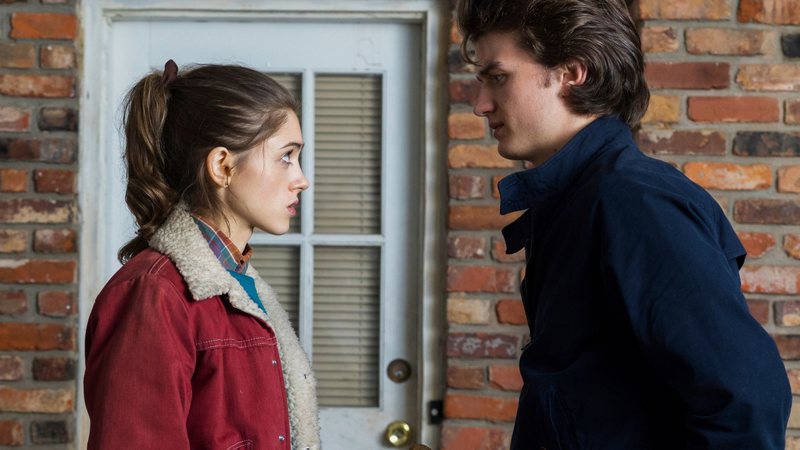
[78,0,446,448]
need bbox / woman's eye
[281,152,292,164]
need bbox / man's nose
[472,86,494,117]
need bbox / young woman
[84,60,319,450]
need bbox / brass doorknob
[384,420,411,447]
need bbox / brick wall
[0,0,78,447]
[444,0,800,448]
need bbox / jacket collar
[498,116,629,214]
[500,116,630,254]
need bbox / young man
[456,0,791,448]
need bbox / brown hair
[456,0,649,128]
[118,64,298,263]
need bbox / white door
[104,19,423,449]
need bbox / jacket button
[272,359,278,365]
[278,434,285,442]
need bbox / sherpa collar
[149,204,320,450]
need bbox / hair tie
[161,59,178,86]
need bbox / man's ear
[206,146,234,188]
[560,59,589,92]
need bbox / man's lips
[489,122,504,138]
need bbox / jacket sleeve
[599,180,791,450]
[84,274,195,449]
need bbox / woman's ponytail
[117,71,177,263]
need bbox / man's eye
[491,74,506,83]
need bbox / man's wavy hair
[457,0,649,129]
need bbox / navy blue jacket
[500,117,790,450]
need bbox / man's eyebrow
[476,61,501,80]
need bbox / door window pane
[249,245,301,334]
[314,75,382,234]
[313,246,380,407]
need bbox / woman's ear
[206,147,234,188]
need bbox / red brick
[789,369,800,394]
[32,357,75,381]
[683,162,772,190]
[0,290,26,315]
[0,356,23,381]
[0,420,23,446]
[0,106,30,132]
[740,266,800,294]
[0,138,77,163]
[0,74,74,98]
[639,0,732,20]
[37,291,75,317]
[40,45,76,69]
[642,95,680,125]
[450,79,479,105]
[0,43,35,69]
[775,335,800,360]
[449,205,522,230]
[444,393,518,422]
[787,100,800,125]
[737,65,800,91]
[496,299,527,325]
[0,199,74,223]
[489,365,523,391]
[0,169,27,193]
[448,235,487,259]
[491,175,504,199]
[738,0,800,24]
[778,166,800,193]
[449,175,485,199]
[0,259,76,284]
[777,301,800,326]
[449,112,486,140]
[492,237,525,263]
[734,199,800,225]
[645,62,730,90]
[785,234,800,260]
[0,387,73,413]
[448,145,517,168]
[447,365,485,389]
[38,107,77,132]
[447,266,516,293]
[447,333,518,358]
[441,426,509,450]
[688,97,779,123]
[736,231,776,258]
[0,323,74,350]
[448,297,491,324]
[686,28,775,55]
[746,299,770,325]
[10,13,77,39]
[636,130,726,156]
[34,169,74,194]
[33,229,76,253]
[449,49,478,74]
[641,26,679,53]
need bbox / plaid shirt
[191,214,252,274]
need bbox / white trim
[78,1,445,448]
